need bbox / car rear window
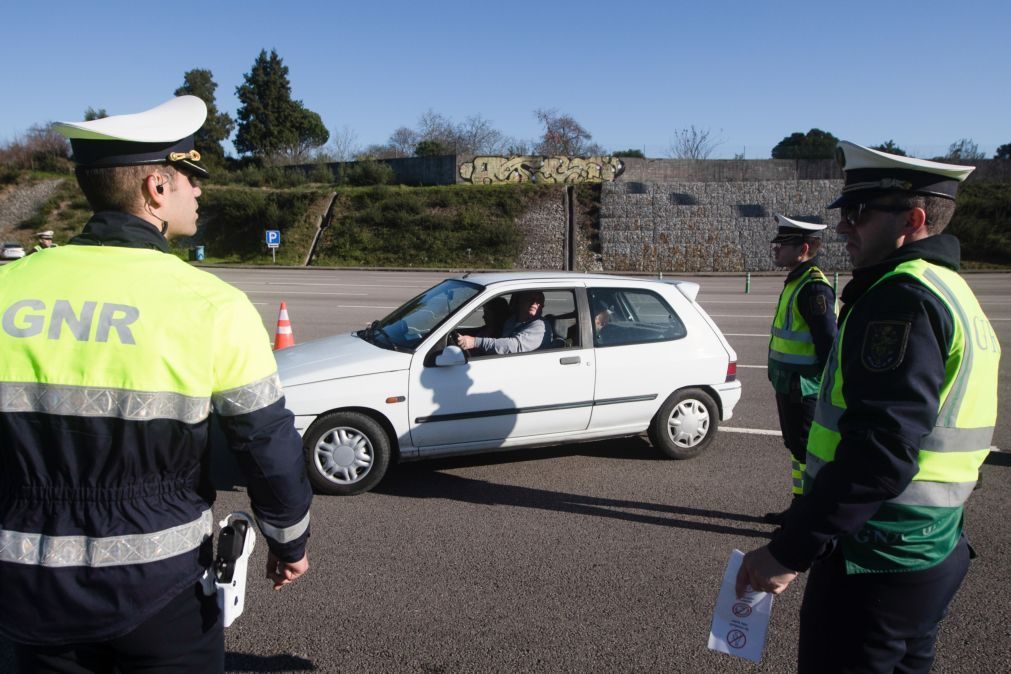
[588,288,687,347]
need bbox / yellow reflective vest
[806,259,1000,573]
[0,226,311,645]
[769,264,833,379]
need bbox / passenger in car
[456,290,552,354]
[593,303,616,344]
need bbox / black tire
[648,388,719,459]
[304,411,391,495]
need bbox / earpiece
[156,184,164,194]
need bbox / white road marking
[737,364,768,369]
[722,427,782,436]
[244,290,369,296]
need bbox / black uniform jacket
[768,235,960,572]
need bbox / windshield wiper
[365,320,405,352]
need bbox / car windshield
[359,279,482,351]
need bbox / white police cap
[829,141,974,208]
[53,96,209,177]
[771,214,827,244]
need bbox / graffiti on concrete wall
[459,156,624,184]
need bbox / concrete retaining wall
[600,180,850,272]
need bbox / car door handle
[559,356,581,365]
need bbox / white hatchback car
[2,242,26,260]
[276,272,741,495]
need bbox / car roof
[450,271,701,300]
[456,270,666,285]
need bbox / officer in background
[0,97,313,672]
[32,230,58,252]
[765,214,837,524]
[736,142,1000,673]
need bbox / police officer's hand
[735,545,797,598]
[267,551,308,591]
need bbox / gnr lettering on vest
[2,299,140,344]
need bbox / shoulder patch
[861,320,911,372]
[809,294,829,317]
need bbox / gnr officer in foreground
[736,142,1000,673]
[0,97,313,672]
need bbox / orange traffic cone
[273,302,295,350]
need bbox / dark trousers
[15,582,223,674]
[774,386,816,464]
[797,537,970,674]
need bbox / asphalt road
[3,268,1008,673]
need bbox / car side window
[464,289,578,358]
[587,288,686,347]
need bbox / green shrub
[342,160,394,186]
[196,186,330,263]
[950,183,1011,265]
[314,183,557,268]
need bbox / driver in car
[456,291,552,355]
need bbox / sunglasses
[841,203,910,226]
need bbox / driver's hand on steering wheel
[456,333,476,350]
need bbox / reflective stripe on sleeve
[212,373,284,417]
[255,510,310,545]
[921,426,995,453]
[0,381,210,423]
[0,510,213,568]
[887,481,977,507]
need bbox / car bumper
[711,381,742,421]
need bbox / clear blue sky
[3,0,1008,159]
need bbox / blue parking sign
[266,230,281,247]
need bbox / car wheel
[648,388,719,459]
[304,411,391,495]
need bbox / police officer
[736,141,1000,673]
[0,96,313,672]
[32,230,57,252]
[765,214,837,524]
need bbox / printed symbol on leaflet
[727,629,747,649]
[732,602,752,618]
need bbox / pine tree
[175,69,234,167]
[234,49,328,163]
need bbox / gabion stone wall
[600,180,851,272]
[514,194,567,269]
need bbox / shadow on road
[377,468,773,539]
[226,652,314,671]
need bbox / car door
[407,288,594,450]
[586,285,704,432]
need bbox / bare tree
[456,114,506,154]
[944,138,985,162]
[387,127,419,158]
[668,125,722,159]
[533,109,603,156]
[319,125,360,162]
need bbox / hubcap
[666,399,710,448]
[313,426,374,484]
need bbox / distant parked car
[2,242,26,259]
[276,272,742,495]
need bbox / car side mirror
[435,345,468,367]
